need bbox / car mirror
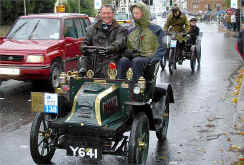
[65,37,75,43]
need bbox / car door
[63,18,80,72]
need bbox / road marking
[169,161,178,165]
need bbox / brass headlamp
[137,76,146,93]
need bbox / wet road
[0,22,243,165]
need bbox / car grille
[77,105,91,118]
[0,55,24,62]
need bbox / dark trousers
[117,56,151,83]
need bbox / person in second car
[79,4,127,77]
[188,18,200,45]
[117,2,167,83]
[164,7,190,35]
[164,6,190,64]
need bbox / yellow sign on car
[56,5,65,13]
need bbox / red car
[0,13,90,89]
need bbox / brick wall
[187,0,224,13]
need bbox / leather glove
[98,46,114,56]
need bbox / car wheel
[128,112,149,165]
[30,112,56,164]
[49,61,62,91]
[197,46,201,66]
[160,55,167,71]
[190,48,197,72]
[156,96,169,142]
[168,49,176,75]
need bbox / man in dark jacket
[79,5,127,77]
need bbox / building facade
[187,0,224,13]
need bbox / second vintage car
[0,13,91,90]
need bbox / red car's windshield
[7,18,61,40]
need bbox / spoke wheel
[160,55,167,71]
[30,112,56,164]
[197,46,201,66]
[156,96,169,142]
[128,112,149,165]
[168,49,176,75]
[190,48,197,72]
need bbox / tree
[0,0,56,25]
[61,0,95,16]
[225,0,241,8]
[225,0,231,8]
[103,0,113,5]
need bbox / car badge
[86,70,94,79]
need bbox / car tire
[168,48,176,75]
[128,112,149,165]
[156,96,169,142]
[197,46,201,66]
[30,112,56,164]
[190,47,197,73]
[48,61,62,91]
[160,55,167,71]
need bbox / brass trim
[126,68,133,80]
[31,92,44,112]
[86,70,94,79]
[55,88,63,94]
[95,85,118,126]
[65,87,84,122]
[93,79,107,83]
[107,68,117,80]
[138,76,146,93]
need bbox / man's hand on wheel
[98,46,114,56]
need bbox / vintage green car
[29,46,174,165]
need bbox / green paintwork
[65,79,132,130]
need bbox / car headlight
[26,55,44,63]
[133,86,141,95]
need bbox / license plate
[170,40,177,48]
[44,93,58,114]
[0,68,20,75]
[67,145,102,160]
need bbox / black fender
[153,83,174,104]
[151,83,174,130]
